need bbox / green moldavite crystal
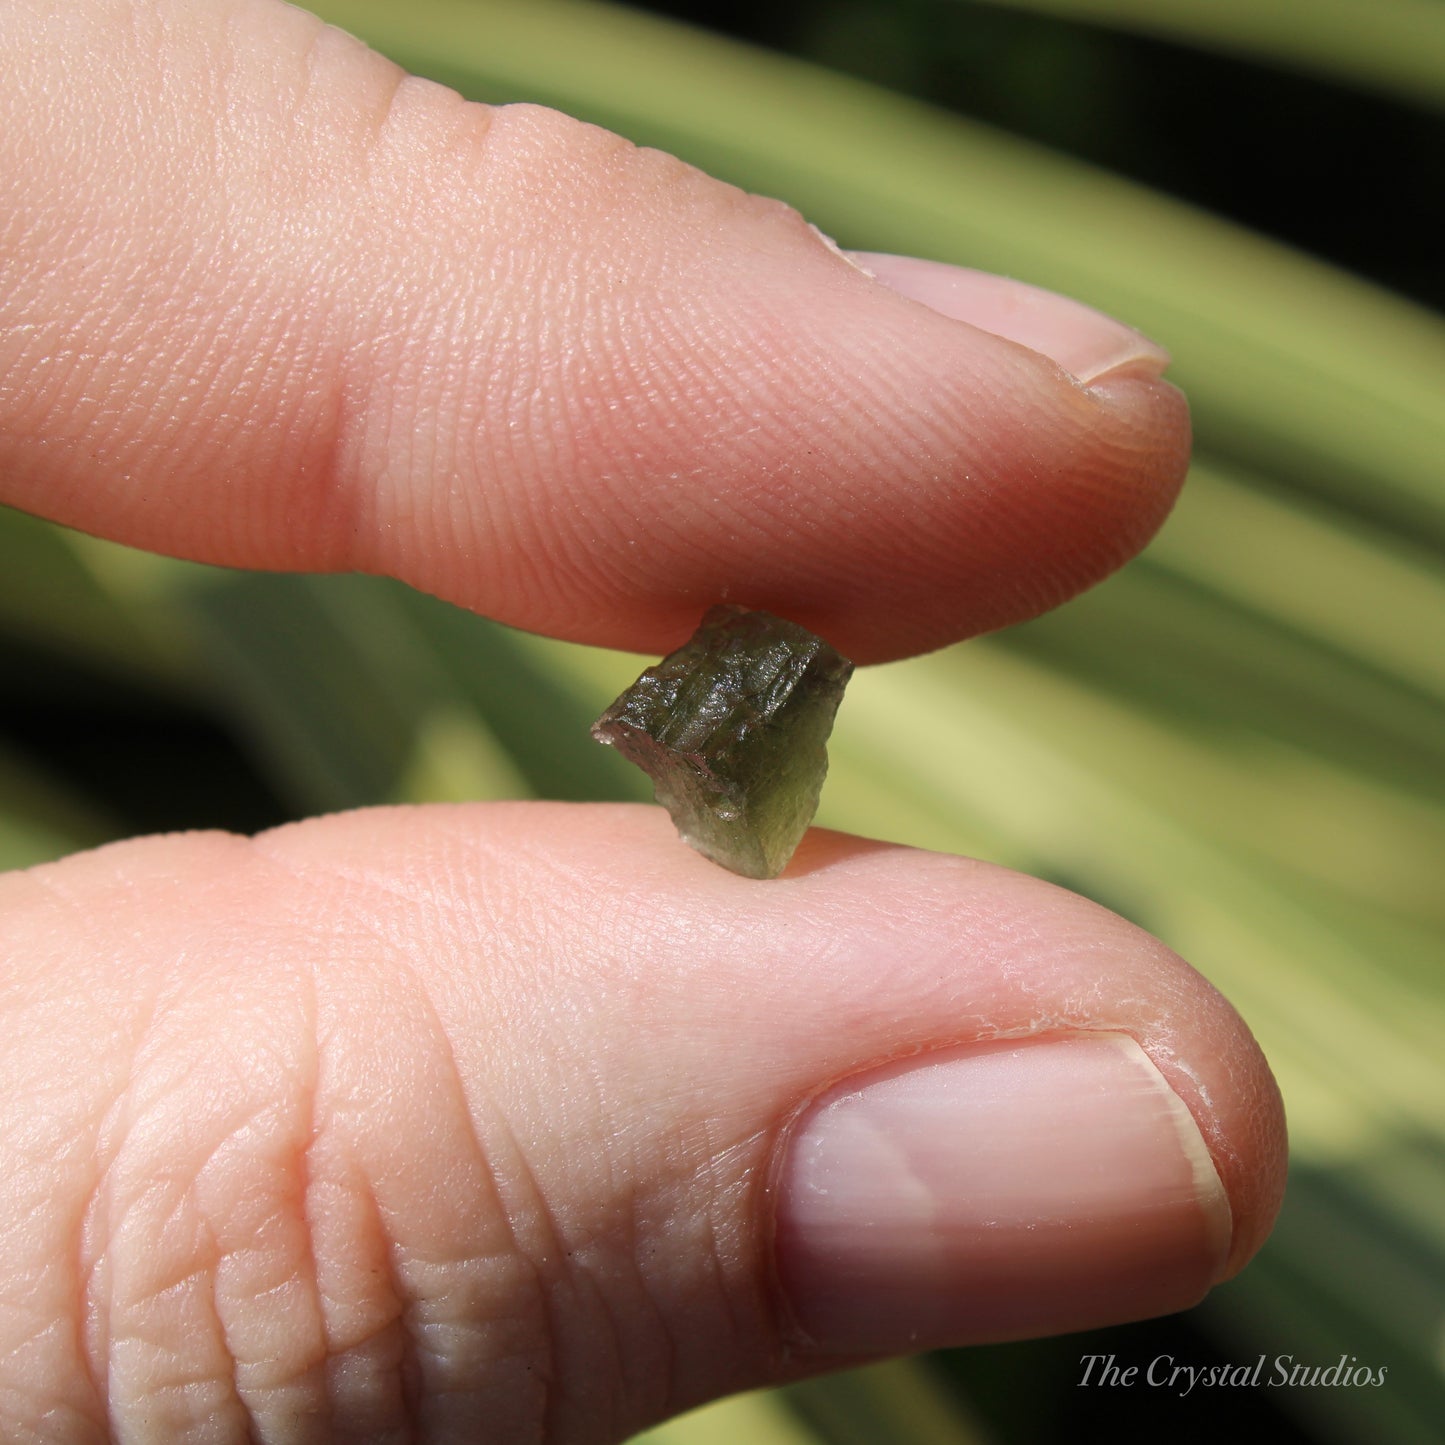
[591,605,855,879]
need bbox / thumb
[1,807,1285,1441]
[1,0,1188,663]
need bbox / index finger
[0,0,1189,663]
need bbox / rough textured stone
[591,605,854,878]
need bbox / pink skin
[0,4,1188,664]
[4,810,1283,1441]
[0,3,1283,1442]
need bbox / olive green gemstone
[591,605,855,878]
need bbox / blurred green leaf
[630,1359,992,1445]
[186,573,647,813]
[0,742,114,871]
[784,1358,994,1444]
[950,0,1445,112]
[1151,461,1445,712]
[630,1389,822,1445]
[395,703,533,803]
[0,506,181,683]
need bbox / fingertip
[0,0,1195,664]
[1204,1036,1289,1282]
[4,803,1287,1430]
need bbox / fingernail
[849,251,1170,385]
[774,1033,1231,1354]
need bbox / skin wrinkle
[478,972,643,1438]
[331,959,454,1435]
[116,1056,278,1434]
[343,1173,419,1445]
[335,77,478,576]
[534,947,757,1421]
[583,1098,696,1434]
[525,1081,720,1438]
[650,1135,754,1416]
[1,1254,99,1439]
[93,3,351,564]
[243,835,563,1440]
[236,966,329,1436]
[310,1039,414,1434]
[488,1110,595,1445]
[354,82,507,588]
[110,1221,242,1440]
[303,994,442,1443]
[621,1179,681,1430]
[265,819,744,1441]
[713,1136,771,1375]
[1,872,102,1432]
[75,974,161,1440]
[371,1199,426,1445]
[68,836,456,1440]
[397,995,557,1444]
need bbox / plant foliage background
[2,2,1442,1441]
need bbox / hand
[0,2,1285,1441]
